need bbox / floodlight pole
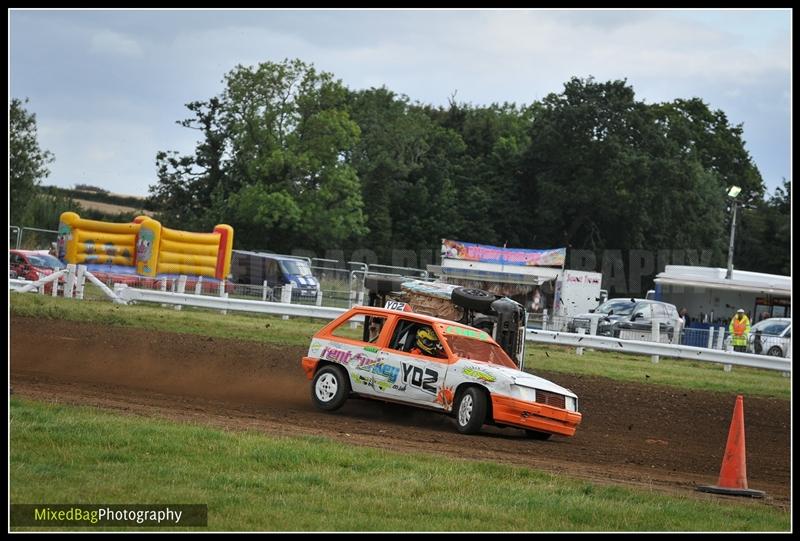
[725,199,738,280]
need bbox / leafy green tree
[148,65,783,284]
[9,98,54,225]
[150,97,229,231]
[151,59,367,252]
[347,88,466,260]
[736,179,791,275]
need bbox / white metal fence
[526,312,791,359]
[525,328,790,373]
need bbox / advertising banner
[441,239,566,268]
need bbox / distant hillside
[41,186,159,213]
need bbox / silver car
[568,298,681,340]
[749,318,791,357]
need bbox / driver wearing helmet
[410,326,446,358]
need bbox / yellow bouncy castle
[57,212,233,280]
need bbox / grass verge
[10,398,789,532]
[525,345,790,400]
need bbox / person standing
[728,308,751,353]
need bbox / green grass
[10,399,789,532]
[525,344,791,400]
[11,293,789,399]
[10,291,325,347]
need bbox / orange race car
[301,305,582,439]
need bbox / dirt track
[10,316,791,509]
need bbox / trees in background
[9,98,55,225]
[145,62,785,283]
[736,179,791,276]
[152,59,366,254]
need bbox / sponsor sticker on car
[384,300,411,312]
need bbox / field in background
[72,198,155,217]
[10,398,789,532]
[10,293,791,399]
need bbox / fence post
[218,280,228,315]
[63,264,76,299]
[315,289,323,307]
[650,319,660,363]
[576,327,585,356]
[718,326,731,372]
[707,326,715,350]
[194,276,203,295]
[174,275,187,311]
[280,283,293,320]
[262,280,269,302]
[160,278,168,308]
[75,265,86,299]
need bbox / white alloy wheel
[315,372,339,403]
[458,393,474,426]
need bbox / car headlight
[510,385,537,403]
[565,396,578,412]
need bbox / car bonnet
[468,362,578,399]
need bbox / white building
[653,265,791,325]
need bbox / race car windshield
[444,335,517,369]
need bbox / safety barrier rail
[525,328,791,373]
[114,285,357,321]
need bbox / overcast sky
[9,8,792,198]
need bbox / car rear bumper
[491,394,582,436]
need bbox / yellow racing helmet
[416,327,442,356]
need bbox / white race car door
[380,317,448,408]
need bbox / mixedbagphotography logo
[10,504,208,528]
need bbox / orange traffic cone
[697,395,765,498]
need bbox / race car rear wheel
[311,364,350,411]
[455,387,487,434]
[452,287,495,312]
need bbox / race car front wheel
[311,364,350,411]
[455,387,487,434]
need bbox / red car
[9,249,66,292]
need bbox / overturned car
[363,275,528,369]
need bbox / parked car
[231,251,320,301]
[301,305,582,439]
[749,318,791,358]
[9,249,66,293]
[568,298,681,340]
[10,249,65,281]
